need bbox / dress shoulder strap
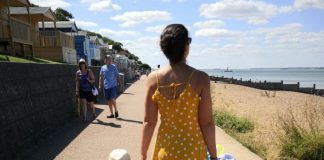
[156,70,160,87]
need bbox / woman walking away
[76,59,97,122]
[141,24,217,160]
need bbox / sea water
[203,68,324,89]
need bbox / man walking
[99,55,120,118]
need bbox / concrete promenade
[28,76,262,160]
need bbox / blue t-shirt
[100,64,119,89]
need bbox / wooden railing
[0,18,32,44]
[1,18,75,48]
[33,30,75,48]
[10,18,32,44]
[0,18,10,39]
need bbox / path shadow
[122,92,134,95]
[116,117,143,124]
[91,119,122,128]
[24,107,104,160]
[22,75,139,160]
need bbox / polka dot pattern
[151,84,207,160]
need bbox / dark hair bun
[160,24,189,64]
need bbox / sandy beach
[211,82,324,159]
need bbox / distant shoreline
[204,68,324,89]
[210,76,324,95]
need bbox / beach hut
[74,30,90,62]
[8,6,58,59]
[34,21,77,64]
[89,36,101,66]
[0,0,32,56]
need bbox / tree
[112,42,123,52]
[102,37,115,45]
[54,8,74,21]
[87,31,103,38]
[139,63,151,71]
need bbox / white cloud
[119,23,324,68]
[81,0,93,2]
[193,20,225,29]
[161,0,186,2]
[145,25,166,33]
[75,20,98,27]
[199,0,324,25]
[199,0,292,25]
[98,28,139,38]
[82,0,121,12]
[193,23,324,56]
[278,6,294,13]
[294,0,324,9]
[111,11,172,27]
[120,36,168,67]
[251,23,324,51]
[195,28,244,38]
[29,0,70,9]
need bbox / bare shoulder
[194,69,210,84]
[76,70,80,75]
[146,70,158,89]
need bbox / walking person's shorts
[104,87,117,100]
[79,90,94,102]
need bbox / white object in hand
[92,86,99,96]
[218,154,235,160]
[108,149,131,160]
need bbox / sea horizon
[202,68,324,89]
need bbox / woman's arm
[89,70,96,83]
[99,75,104,90]
[88,70,95,83]
[198,72,217,158]
[75,71,80,95]
[141,73,158,160]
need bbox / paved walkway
[29,76,262,160]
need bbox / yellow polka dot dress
[151,70,207,160]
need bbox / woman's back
[152,65,203,100]
[150,65,208,160]
[141,24,217,160]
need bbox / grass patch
[230,133,268,158]
[213,111,268,158]
[276,101,324,160]
[0,54,60,64]
[213,111,254,133]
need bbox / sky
[29,0,324,69]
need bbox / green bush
[280,134,324,160]
[277,105,324,160]
[213,111,254,133]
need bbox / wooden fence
[210,76,324,96]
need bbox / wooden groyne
[210,76,324,96]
